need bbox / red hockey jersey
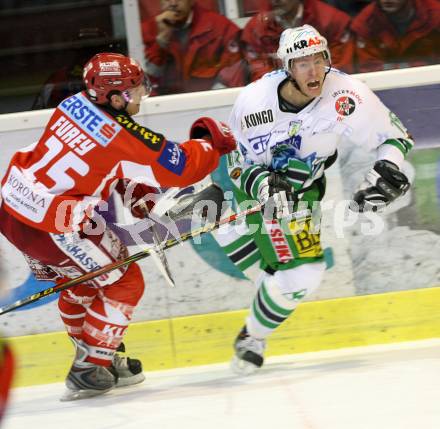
[1,92,219,233]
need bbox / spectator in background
[241,0,354,83]
[324,0,372,16]
[142,0,243,96]
[351,0,440,72]
[32,28,123,110]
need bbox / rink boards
[9,286,440,387]
[1,66,440,387]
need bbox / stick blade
[149,249,175,288]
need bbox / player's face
[125,82,151,115]
[160,0,194,23]
[289,53,328,98]
[377,0,409,13]
[270,0,301,16]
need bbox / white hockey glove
[350,160,410,213]
[258,172,296,219]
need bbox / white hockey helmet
[277,25,331,71]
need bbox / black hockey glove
[257,172,296,219]
[350,160,410,212]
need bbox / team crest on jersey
[332,89,363,105]
[288,120,302,137]
[335,96,356,116]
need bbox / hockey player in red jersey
[0,52,236,401]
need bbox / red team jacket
[142,3,242,95]
[1,92,220,233]
[241,0,354,81]
[351,0,440,72]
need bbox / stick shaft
[0,204,262,315]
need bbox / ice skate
[60,338,117,401]
[230,326,266,375]
[60,362,117,401]
[112,342,145,387]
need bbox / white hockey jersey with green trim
[228,68,413,185]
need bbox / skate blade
[60,386,114,402]
[230,356,260,376]
[116,372,146,388]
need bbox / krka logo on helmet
[293,36,321,51]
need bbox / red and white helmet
[277,25,331,71]
[83,52,150,104]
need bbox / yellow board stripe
[8,287,440,387]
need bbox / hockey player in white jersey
[217,25,413,374]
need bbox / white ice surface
[4,339,440,429]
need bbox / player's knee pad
[268,262,326,302]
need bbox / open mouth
[307,80,321,90]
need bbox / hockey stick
[124,183,224,287]
[0,203,263,316]
[138,201,176,288]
